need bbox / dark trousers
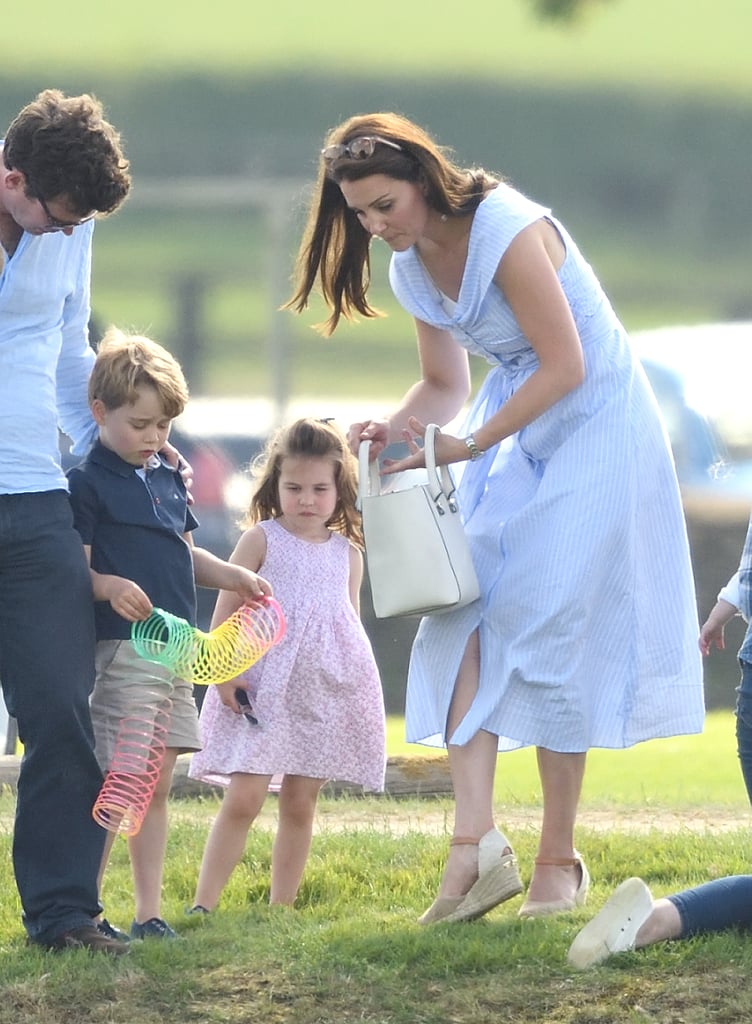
[665,662,752,935]
[670,875,752,935]
[0,491,104,942]
[736,658,752,806]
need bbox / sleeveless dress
[189,519,386,791]
[389,183,705,753]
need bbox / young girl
[188,418,386,909]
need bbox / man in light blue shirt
[0,90,131,954]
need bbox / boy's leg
[735,659,752,805]
[270,775,325,905]
[668,876,752,935]
[193,772,271,911]
[130,748,179,924]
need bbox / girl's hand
[214,680,243,712]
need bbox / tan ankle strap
[534,856,578,866]
[450,835,480,846]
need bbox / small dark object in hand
[235,688,258,725]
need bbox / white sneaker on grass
[567,877,654,969]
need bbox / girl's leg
[270,775,325,905]
[438,631,503,900]
[193,772,272,911]
[130,748,179,924]
[735,660,752,806]
[525,747,587,905]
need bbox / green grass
[385,709,748,812]
[0,710,749,1022]
[5,0,752,98]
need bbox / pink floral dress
[189,519,386,791]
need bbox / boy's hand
[104,577,154,622]
[230,566,274,605]
[698,598,737,655]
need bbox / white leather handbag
[357,424,480,618]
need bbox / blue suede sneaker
[130,917,178,940]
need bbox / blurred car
[173,397,377,517]
[632,321,752,519]
[633,321,752,709]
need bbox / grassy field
[0,711,749,1023]
[4,0,752,97]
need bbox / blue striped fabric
[391,184,705,752]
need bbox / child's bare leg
[635,899,684,947]
[129,747,179,923]
[270,775,325,905]
[193,772,271,911]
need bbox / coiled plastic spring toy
[130,598,286,684]
[93,599,286,836]
[92,693,172,837]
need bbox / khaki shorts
[91,639,202,772]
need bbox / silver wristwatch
[463,435,484,461]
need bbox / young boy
[67,326,272,941]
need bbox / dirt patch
[168,792,750,837]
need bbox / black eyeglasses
[321,135,403,164]
[35,192,97,231]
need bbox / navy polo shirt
[67,440,200,640]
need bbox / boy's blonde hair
[89,326,189,418]
[245,417,363,547]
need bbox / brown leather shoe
[42,924,130,955]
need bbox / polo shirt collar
[89,440,170,478]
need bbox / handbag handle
[423,424,458,509]
[357,439,380,510]
[357,424,457,511]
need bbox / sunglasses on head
[321,135,403,164]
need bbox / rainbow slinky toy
[130,598,286,684]
[92,696,172,837]
[92,599,286,837]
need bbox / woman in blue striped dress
[287,113,705,925]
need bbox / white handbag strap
[424,424,458,507]
[357,424,457,511]
[357,439,381,511]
